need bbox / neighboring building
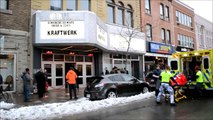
[173,0,196,52]
[0,0,31,92]
[32,0,145,88]
[141,0,175,72]
[194,14,213,50]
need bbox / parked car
[84,74,150,100]
[145,72,156,89]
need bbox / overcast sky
[180,0,213,22]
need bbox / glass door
[42,62,65,89]
[76,63,93,87]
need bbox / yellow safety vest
[196,71,204,83]
[160,70,172,83]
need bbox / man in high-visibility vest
[156,65,177,106]
[194,66,204,99]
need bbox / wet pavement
[9,88,85,108]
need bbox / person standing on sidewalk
[22,68,33,102]
[66,67,78,100]
[35,69,48,99]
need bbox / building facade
[194,14,213,50]
[31,0,145,89]
[141,0,175,72]
[173,0,196,52]
[0,0,31,92]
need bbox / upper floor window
[67,0,77,11]
[117,1,124,25]
[107,0,115,23]
[51,0,62,10]
[80,0,90,11]
[160,3,164,19]
[161,28,165,43]
[0,0,8,10]
[146,24,152,41]
[165,6,169,21]
[166,30,171,44]
[145,0,151,14]
[126,4,133,27]
[176,10,193,27]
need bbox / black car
[84,74,150,100]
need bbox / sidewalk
[11,88,85,108]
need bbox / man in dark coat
[35,69,46,99]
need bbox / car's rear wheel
[106,91,117,98]
[142,86,149,93]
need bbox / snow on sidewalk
[0,92,154,120]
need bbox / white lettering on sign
[97,25,107,46]
[40,21,84,40]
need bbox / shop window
[86,65,92,76]
[76,56,83,62]
[65,55,74,62]
[0,54,15,91]
[54,54,64,61]
[42,54,53,61]
[85,56,92,62]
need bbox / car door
[121,74,139,96]
[108,75,128,97]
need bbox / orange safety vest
[66,70,77,84]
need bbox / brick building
[173,0,196,52]
[0,0,31,92]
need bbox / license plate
[86,94,90,98]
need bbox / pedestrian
[66,67,78,100]
[124,67,129,74]
[156,65,177,106]
[152,65,161,97]
[35,69,48,99]
[73,67,80,94]
[21,68,33,102]
[194,66,204,99]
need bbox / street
[60,97,213,120]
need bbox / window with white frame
[146,24,152,41]
[166,30,171,44]
[67,0,77,11]
[51,0,62,10]
[145,0,151,14]
[165,6,169,21]
[161,28,165,43]
[178,34,194,48]
[176,10,193,27]
[0,0,8,10]
[160,3,164,19]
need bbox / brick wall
[0,0,31,32]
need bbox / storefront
[33,11,146,88]
[145,41,175,73]
[176,46,194,52]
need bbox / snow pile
[0,101,16,109]
[0,92,154,120]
